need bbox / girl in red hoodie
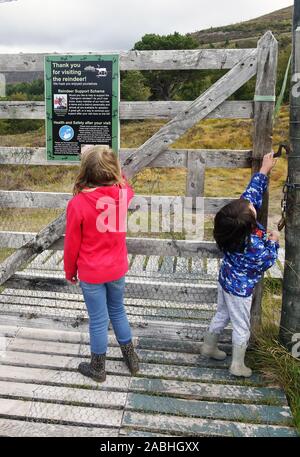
[64,146,139,382]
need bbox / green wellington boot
[230,344,252,377]
[201,331,227,360]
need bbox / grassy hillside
[189,6,292,49]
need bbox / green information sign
[45,54,119,161]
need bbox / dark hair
[213,198,257,253]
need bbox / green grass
[248,281,300,433]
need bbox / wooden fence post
[186,151,205,199]
[185,151,205,240]
[250,31,278,336]
[0,74,5,97]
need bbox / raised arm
[241,152,277,210]
[241,173,268,210]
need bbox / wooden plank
[8,337,224,368]
[0,364,130,390]
[186,151,205,198]
[0,190,235,213]
[2,288,217,311]
[0,49,256,72]
[0,302,211,327]
[120,429,176,437]
[137,362,263,386]
[122,411,297,437]
[0,380,126,408]
[7,338,229,370]
[126,393,292,425]
[0,398,123,428]
[0,313,91,332]
[0,311,225,342]
[29,250,50,268]
[206,259,220,278]
[129,255,146,274]
[0,100,253,120]
[251,32,278,334]
[0,418,119,437]
[0,74,5,97]
[0,232,222,258]
[129,377,287,405]
[1,351,260,386]
[1,350,129,374]
[174,257,190,276]
[122,49,258,179]
[8,337,120,358]
[0,298,213,322]
[0,324,124,346]
[120,100,253,120]
[0,326,223,355]
[0,146,252,168]
[0,212,66,286]
[144,256,160,274]
[4,273,219,303]
[159,257,175,275]
[191,257,206,275]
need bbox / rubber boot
[78,352,106,382]
[230,344,252,377]
[120,341,139,375]
[200,331,227,360]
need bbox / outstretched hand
[260,151,277,175]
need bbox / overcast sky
[0,0,293,53]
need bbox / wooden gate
[0,31,278,331]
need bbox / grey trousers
[209,283,252,346]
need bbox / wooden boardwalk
[0,250,296,437]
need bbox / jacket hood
[78,185,128,212]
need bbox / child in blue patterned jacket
[201,152,279,377]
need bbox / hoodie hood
[78,185,128,212]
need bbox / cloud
[0,0,293,53]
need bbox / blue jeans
[80,276,132,354]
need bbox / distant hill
[189,6,292,49]
[4,6,293,103]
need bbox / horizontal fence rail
[0,232,221,257]
[0,49,257,72]
[0,147,252,168]
[0,100,253,120]
[0,190,236,213]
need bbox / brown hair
[213,198,257,253]
[73,146,124,195]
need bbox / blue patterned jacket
[219,173,279,297]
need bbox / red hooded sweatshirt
[64,179,134,283]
